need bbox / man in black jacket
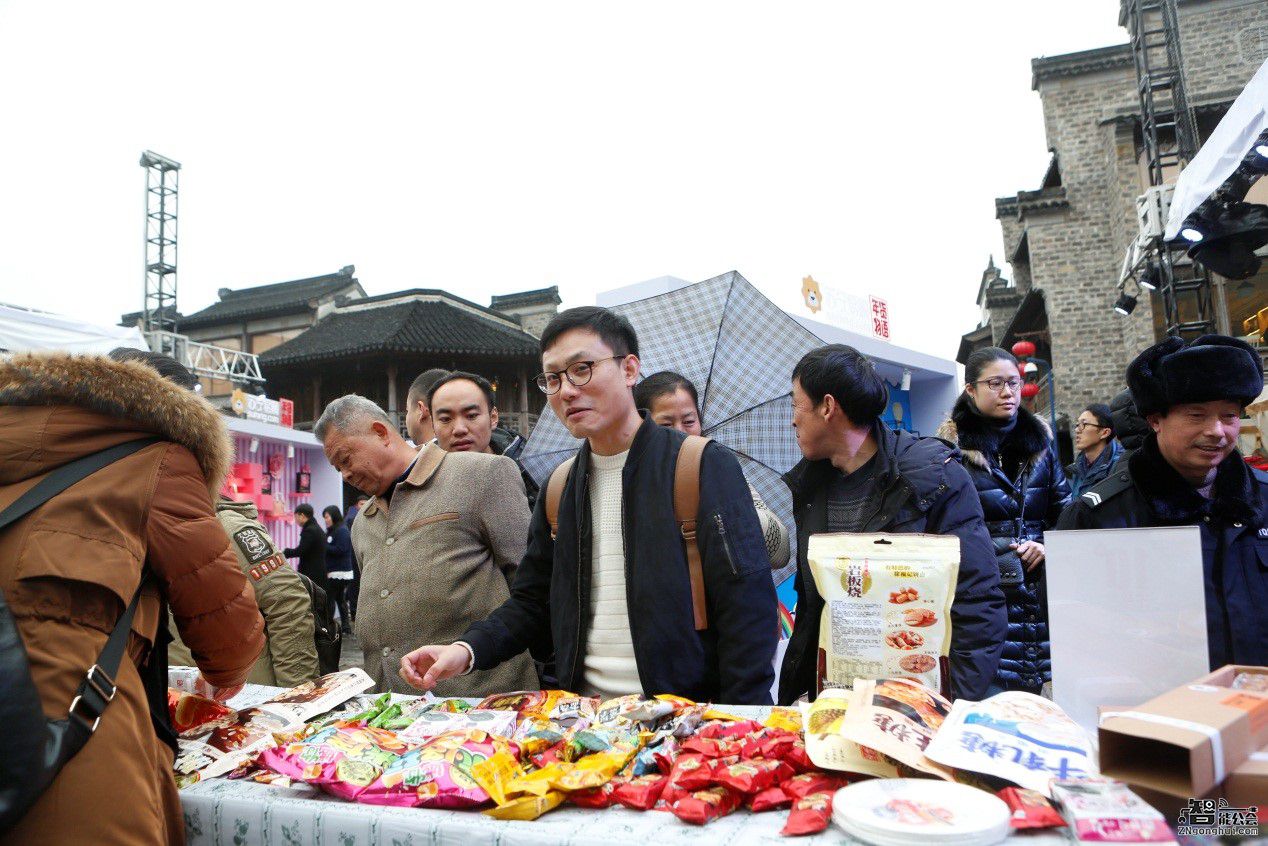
[1057,335,1268,669]
[400,307,779,704]
[283,503,328,594]
[779,345,1007,704]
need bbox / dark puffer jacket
[937,397,1071,693]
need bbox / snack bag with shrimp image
[808,533,960,697]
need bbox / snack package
[593,694,643,725]
[781,771,849,800]
[667,753,713,791]
[568,782,616,809]
[168,689,237,738]
[682,735,745,759]
[555,750,631,791]
[763,707,803,733]
[925,691,1097,797]
[711,758,793,795]
[653,737,682,775]
[611,774,667,810]
[1232,671,1268,692]
[999,787,1065,830]
[781,791,834,836]
[470,751,525,807]
[807,532,959,695]
[669,785,742,825]
[800,691,898,778]
[697,719,763,740]
[748,785,791,812]
[653,783,691,812]
[483,790,565,820]
[837,678,954,779]
[1050,780,1173,843]
[398,709,518,743]
[476,690,595,727]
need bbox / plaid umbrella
[520,270,824,583]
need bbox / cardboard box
[1224,750,1268,804]
[1100,667,1268,799]
[1191,664,1268,690]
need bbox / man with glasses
[1066,404,1123,498]
[399,306,779,704]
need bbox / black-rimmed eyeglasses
[535,356,625,395]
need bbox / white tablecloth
[178,685,1071,846]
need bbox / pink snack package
[260,726,514,808]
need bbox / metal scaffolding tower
[1123,0,1215,337]
[140,150,181,349]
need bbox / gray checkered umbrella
[521,270,823,577]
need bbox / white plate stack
[832,779,1012,846]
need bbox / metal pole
[1030,357,1059,437]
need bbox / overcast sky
[0,1,1128,360]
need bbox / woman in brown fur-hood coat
[935,347,1071,695]
[0,352,264,846]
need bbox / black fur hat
[1127,334,1263,417]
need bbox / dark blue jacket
[938,399,1072,694]
[462,415,779,704]
[325,523,354,575]
[1057,435,1268,669]
[1067,439,1125,499]
[778,422,1007,705]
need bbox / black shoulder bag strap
[0,437,160,834]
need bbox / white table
[177,686,1073,846]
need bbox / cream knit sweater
[582,449,641,697]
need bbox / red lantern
[1011,340,1036,359]
[1021,383,1041,399]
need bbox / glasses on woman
[535,356,625,395]
[974,377,1022,394]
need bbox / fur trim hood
[935,394,1052,474]
[0,352,232,495]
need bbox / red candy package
[670,785,742,825]
[696,720,763,740]
[711,758,793,795]
[782,791,834,836]
[748,785,791,812]
[530,741,566,770]
[782,771,849,800]
[667,753,714,791]
[168,689,237,738]
[653,737,681,775]
[653,783,691,812]
[757,729,798,761]
[782,737,814,773]
[568,783,615,809]
[682,735,744,759]
[612,774,667,811]
[999,787,1065,829]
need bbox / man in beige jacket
[316,394,539,696]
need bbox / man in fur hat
[1057,335,1268,668]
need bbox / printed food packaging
[808,533,959,696]
[831,779,1011,846]
[1099,667,1268,798]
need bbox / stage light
[1187,202,1268,280]
[1180,227,1204,242]
[1023,361,1039,375]
[1256,144,1268,158]
[1137,267,1160,291]
[1114,292,1138,315]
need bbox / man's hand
[196,675,244,703]
[399,643,470,690]
[1010,540,1046,571]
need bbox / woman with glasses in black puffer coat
[937,347,1071,695]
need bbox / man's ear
[623,354,641,386]
[820,393,837,422]
[490,405,500,427]
[370,420,392,443]
[1146,412,1164,433]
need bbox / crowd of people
[3,304,1268,842]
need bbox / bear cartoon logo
[802,275,823,313]
[230,389,248,416]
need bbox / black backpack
[296,573,342,675]
[0,438,161,833]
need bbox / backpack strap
[674,436,709,631]
[545,457,576,541]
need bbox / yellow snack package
[470,751,526,807]
[483,790,566,820]
[508,763,569,797]
[702,708,745,722]
[554,750,626,792]
[763,706,803,733]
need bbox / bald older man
[315,394,538,695]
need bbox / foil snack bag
[808,532,959,696]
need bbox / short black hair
[792,344,888,426]
[295,503,315,520]
[322,505,344,525]
[355,494,370,504]
[633,371,699,417]
[407,368,450,407]
[964,346,1019,384]
[539,306,638,358]
[108,347,198,391]
[1083,402,1115,435]
[428,371,496,412]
